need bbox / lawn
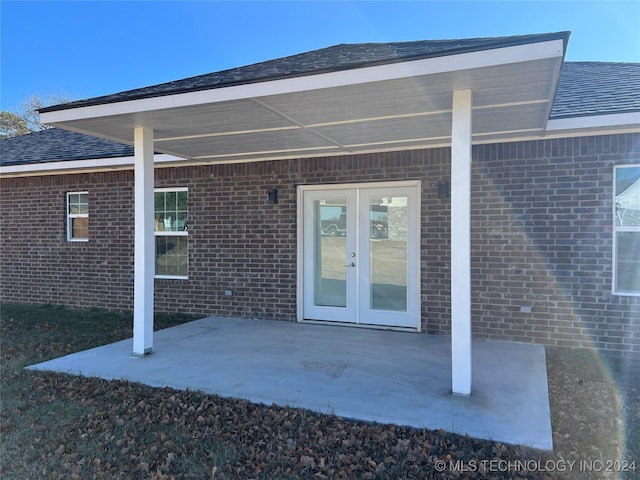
[1,303,638,479]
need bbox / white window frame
[154,187,188,279]
[613,164,640,296]
[67,191,89,242]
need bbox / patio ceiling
[40,39,566,164]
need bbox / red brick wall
[0,171,135,309]
[1,133,638,356]
[470,135,640,356]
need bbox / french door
[299,182,420,329]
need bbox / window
[614,165,640,295]
[67,192,89,241]
[155,188,188,278]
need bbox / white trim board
[0,154,183,178]
[546,112,640,133]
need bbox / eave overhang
[38,38,568,165]
[0,154,182,178]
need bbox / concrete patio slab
[27,317,552,450]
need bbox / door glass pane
[370,196,407,311]
[314,199,347,307]
[616,232,640,292]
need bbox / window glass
[615,167,640,226]
[154,189,188,277]
[614,166,640,294]
[68,193,88,214]
[155,190,188,232]
[616,232,640,292]
[67,192,89,241]
[71,217,89,239]
[155,236,188,277]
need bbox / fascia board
[546,112,640,132]
[40,40,565,125]
[0,154,182,177]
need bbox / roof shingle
[3,33,638,168]
[0,129,133,166]
[40,32,570,113]
[551,62,640,119]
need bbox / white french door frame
[296,180,421,331]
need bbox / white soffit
[40,40,566,162]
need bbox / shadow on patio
[27,316,552,450]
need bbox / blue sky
[1,1,639,112]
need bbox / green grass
[1,303,638,479]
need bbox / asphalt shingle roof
[40,32,570,113]
[0,128,134,166]
[3,33,638,167]
[551,62,640,119]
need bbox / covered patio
[38,33,570,398]
[28,316,553,450]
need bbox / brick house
[1,32,639,394]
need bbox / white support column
[133,126,155,356]
[451,89,473,396]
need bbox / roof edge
[39,31,570,114]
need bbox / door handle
[345,262,356,267]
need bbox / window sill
[155,275,189,280]
[612,290,640,297]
